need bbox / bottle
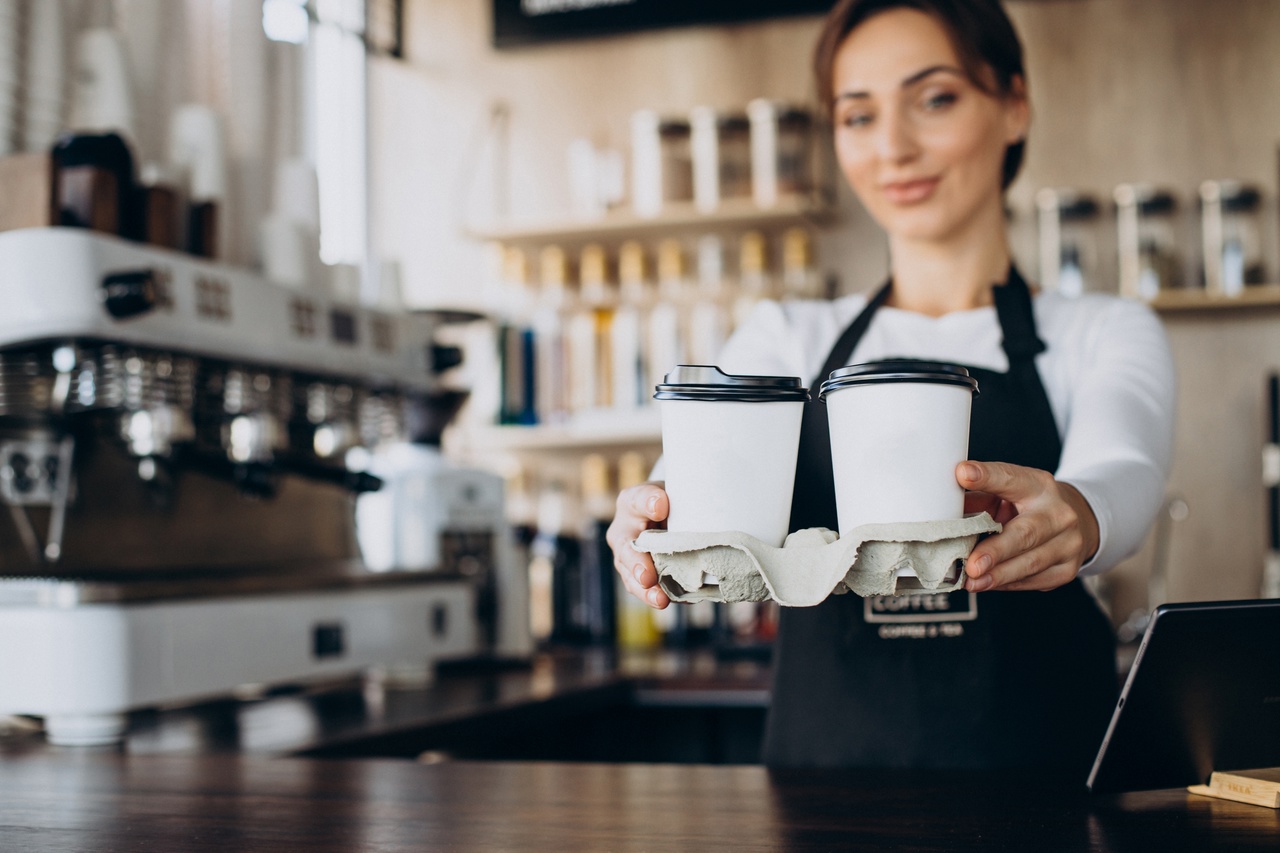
[611,241,650,411]
[497,247,538,425]
[579,454,619,646]
[732,230,773,329]
[532,479,585,646]
[566,244,614,413]
[506,466,542,638]
[647,240,689,400]
[780,227,825,300]
[614,451,661,650]
[688,235,731,365]
[533,246,571,424]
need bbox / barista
[607,0,1175,776]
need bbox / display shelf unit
[465,195,836,247]
[1149,285,1280,313]
[454,409,662,454]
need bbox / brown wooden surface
[0,753,1276,852]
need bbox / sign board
[493,0,834,48]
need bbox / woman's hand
[605,482,671,609]
[956,461,1099,593]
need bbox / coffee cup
[820,361,979,536]
[655,365,808,546]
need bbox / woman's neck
[884,200,1012,317]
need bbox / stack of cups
[0,0,19,157]
[821,361,978,576]
[655,366,809,548]
[22,0,66,153]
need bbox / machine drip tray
[0,560,471,606]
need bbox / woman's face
[830,8,1028,245]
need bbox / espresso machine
[0,227,531,746]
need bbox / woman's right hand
[606,482,671,609]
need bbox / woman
[607,0,1175,776]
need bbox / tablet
[1087,599,1280,793]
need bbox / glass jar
[748,99,816,207]
[1036,188,1103,297]
[1200,180,1265,297]
[1115,184,1182,300]
[657,118,693,206]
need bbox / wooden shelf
[456,409,662,453]
[464,195,837,246]
[1149,285,1280,313]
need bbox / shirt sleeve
[1053,298,1176,575]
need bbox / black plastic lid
[653,365,809,402]
[819,360,979,399]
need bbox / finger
[979,529,1081,590]
[629,484,670,523]
[956,461,1052,504]
[615,542,659,589]
[998,564,1078,592]
[965,514,1052,580]
[615,558,670,608]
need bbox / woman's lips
[881,177,940,205]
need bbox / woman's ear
[1004,74,1030,145]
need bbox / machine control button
[312,623,345,659]
[102,270,160,319]
[430,344,464,373]
[431,604,449,638]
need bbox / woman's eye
[841,112,873,128]
[921,91,958,111]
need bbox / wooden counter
[0,753,1276,851]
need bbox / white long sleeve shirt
[709,290,1176,575]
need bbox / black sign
[493,0,835,48]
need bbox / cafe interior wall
[368,0,1280,622]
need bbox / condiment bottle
[611,241,650,411]
[647,240,690,402]
[781,227,824,300]
[533,246,571,423]
[688,235,731,365]
[566,244,614,412]
[732,230,773,328]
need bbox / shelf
[464,195,837,246]
[1149,285,1280,313]
[458,409,662,453]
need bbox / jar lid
[654,365,809,402]
[819,360,979,399]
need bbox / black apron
[763,268,1118,780]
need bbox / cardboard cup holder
[635,513,1001,607]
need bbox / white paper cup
[821,361,979,536]
[656,365,808,547]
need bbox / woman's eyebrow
[835,64,967,101]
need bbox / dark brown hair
[814,0,1027,189]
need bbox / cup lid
[819,360,979,399]
[654,365,810,402]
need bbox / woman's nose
[876,108,920,164]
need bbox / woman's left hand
[956,460,1099,593]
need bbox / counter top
[0,649,771,759]
[0,753,1276,851]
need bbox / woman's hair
[814,0,1027,189]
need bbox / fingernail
[632,565,646,583]
[973,574,994,592]
[646,495,659,514]
[960,462,980,481]
[972,554,991,574]
[647,588,661,605]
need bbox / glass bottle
[647,239,689,401]
[688,235,731,365]
[780,227,824,300]
[578,453,618,646]
[497,247,538,425]
[533,246,571,423]
[611,241,650,411]
[566,244,614,413]
[732,230,773,329]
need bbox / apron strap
[814,281,892,386]
[993,266,1046,363]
